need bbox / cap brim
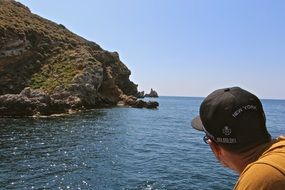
[191,116,204,131]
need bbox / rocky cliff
[0,0,158,116]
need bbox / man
[191,87,285,189]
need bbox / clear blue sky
[17,0,285,99]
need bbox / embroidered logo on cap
[222,126,231,136]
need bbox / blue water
[0,97,284,190]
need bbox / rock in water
[0,0,158,116]
[145,88,159,97]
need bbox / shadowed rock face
[0,0,158,116]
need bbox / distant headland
[0,0,158,117]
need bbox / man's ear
[208,140,229,168]
[208,139,223,162]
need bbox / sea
[0,96,284,190]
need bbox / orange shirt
[234,136,285,190]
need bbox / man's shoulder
[234,160,285,190]
[235,137,285,189]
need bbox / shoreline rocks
[0,87,159,117]
[120,94,159,109]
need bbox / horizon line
[150,95,285,101]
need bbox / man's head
[192,87,271,153]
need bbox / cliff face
[0,0,157,116]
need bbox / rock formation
[145,88,159,98]
[0,0,158,116]
[136,91,145,98]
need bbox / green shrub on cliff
[30,60,80,92]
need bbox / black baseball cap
[191,87,271,151]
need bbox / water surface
[1,97,284,189]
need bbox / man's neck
[223,140,274,174]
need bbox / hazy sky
[17,0,285,99]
